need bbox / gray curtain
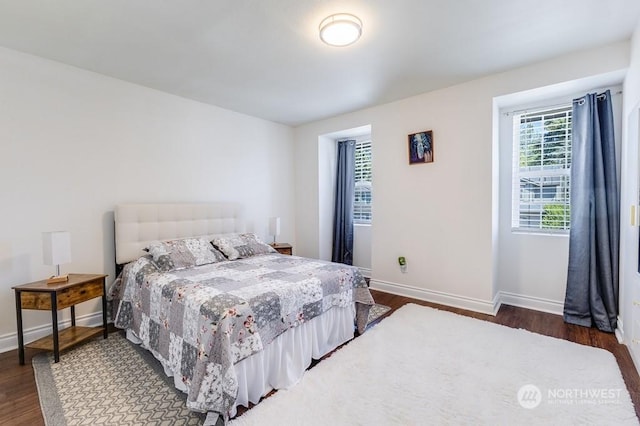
[564,90,619,332]
[332,140,356,265]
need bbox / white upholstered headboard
[114,202,245,265]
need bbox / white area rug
[230,303,638,425]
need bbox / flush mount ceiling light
[319,13,362,47]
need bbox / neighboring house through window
[512,105,572,233]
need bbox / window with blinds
[512,105,572,233]
[354,138,372,223]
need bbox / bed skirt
[126,304,356,418]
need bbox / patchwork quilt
[110,253,373,418]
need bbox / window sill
[511,229,569,237]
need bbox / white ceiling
[0,1,639,126]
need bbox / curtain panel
[564,90,619,332]
[332,140,356,265]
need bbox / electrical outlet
[398,256,407,273]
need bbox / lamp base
[47,274,69,284]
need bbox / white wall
[295,41,630,314]
[620,20,640,365]
[353,225,372,276]
[0,47,295,351]
[318,135,336,261]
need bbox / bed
[107,203,374,423]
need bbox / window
[512,105,572,233]
[354,138,372,223]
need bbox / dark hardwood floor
[1,290,638,424]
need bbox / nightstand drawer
[20,279,103,310]
[57,279,104,309]
[271,243,292,255]
[20,292,52,310]
[276,246,292,255]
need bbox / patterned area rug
[366,303,391,325]
[33,332,205,425]
[32,305,390,425]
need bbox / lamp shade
[269,217,281,237]
[42,231,71,266]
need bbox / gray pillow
[212,233,276,260]
[145,237,226,271]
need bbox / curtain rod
[574,90,622,104]
[504,90,622,116]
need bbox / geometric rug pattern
[366,303,391,325]
[33,332,205,425]
[32,306,393,425]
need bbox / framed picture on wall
[408,130,434,164]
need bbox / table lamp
[43,231,71,284]
[269,217,281,244]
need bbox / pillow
[109,255,160,302]
[212,233,276,260]
[145,237,226,271]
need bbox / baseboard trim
[369,279,497,315]
[369,280,566,318]
[0,311,104,354]
[615,316,640,377]
[496,291,564,316]
[358,267,372,278]
[615,315,625,344]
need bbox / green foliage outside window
[542,203,570,229]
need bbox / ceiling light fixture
[319,13,362,47]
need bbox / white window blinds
[354,138,372,223]
[512,105,572,232]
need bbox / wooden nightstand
[271,243,293,255]
[13,273,108,364]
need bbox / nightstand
[13,273,108,364]
[271,243,293,255]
